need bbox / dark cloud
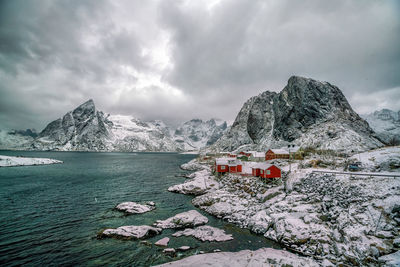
[0,0,399,130]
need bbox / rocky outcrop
[211,76,384,152]
[115,201,156,214]
[172,225,233,242]
[99,225,162,239]
[153,210,208,229]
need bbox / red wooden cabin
[265,149,290,160]
[252,163,281,178]
[215,158,229,173]
[215,158,242,174]
[259,165,281,179]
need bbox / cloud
[0,0,399,130]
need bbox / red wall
[265,150,275,160]
[229,166,237,173]
[261,165,281,178]
[252,168,261,177]
[237,165,242,173]
[216,164,229,172]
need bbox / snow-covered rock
[180,159,210,171]
[154,210,208,229]
[168,169,219,195]
[210,76,383,152]
[154,247,320,267]
[0,155,62,167]
[99,225,162,239]
[172,225,233,242]
[177,246,191,251]
[378,251,400,267]
[155,237,170,247]
[115,201,156,214]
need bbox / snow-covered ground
[0,155,62,167]
[168,148,400,266]
[350,146,400,172]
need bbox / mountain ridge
[210,76,384,152]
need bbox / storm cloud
[0,0,399,131]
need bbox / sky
[0,0,399,131]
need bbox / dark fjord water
[0,151,280,266]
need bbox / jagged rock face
[33,100,111,151]
[212,76,384,152]
[362,109,400,145]
[247,91,277,143]
[173,118,227,150]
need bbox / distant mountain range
[0,100,227,152]
[1,76,396,153]
[361,109,400,145]
[210,76,385,152]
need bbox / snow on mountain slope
[0,129,37,150]
[107,115,180,152]
[173,119,227,151]
[211,76,384,153]
[362,109,400,145]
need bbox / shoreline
[164,152,400,266]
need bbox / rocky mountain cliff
[173,119,227,151]
[361,109,400,145]
[211,76,384,152]
[16,99,227,152]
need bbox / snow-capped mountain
[6,99,226,152]
[361,109,400,145]
[211,76,384,152]
[29,99,181,151]
[0,129,37,150]
[173,119,227,151]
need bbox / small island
[0,155,63,167]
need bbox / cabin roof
[269,148,289,154]
[251,162,274,169]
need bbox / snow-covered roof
[215,158,229,165]
[270,149,289,154]
[251,162,275,170]
[250,152,265,158]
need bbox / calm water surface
[0,151,280,266]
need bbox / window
[266,170,271,175]
[260,170,263,174]
[221,166,226,170]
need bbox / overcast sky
[0,0,399,131]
